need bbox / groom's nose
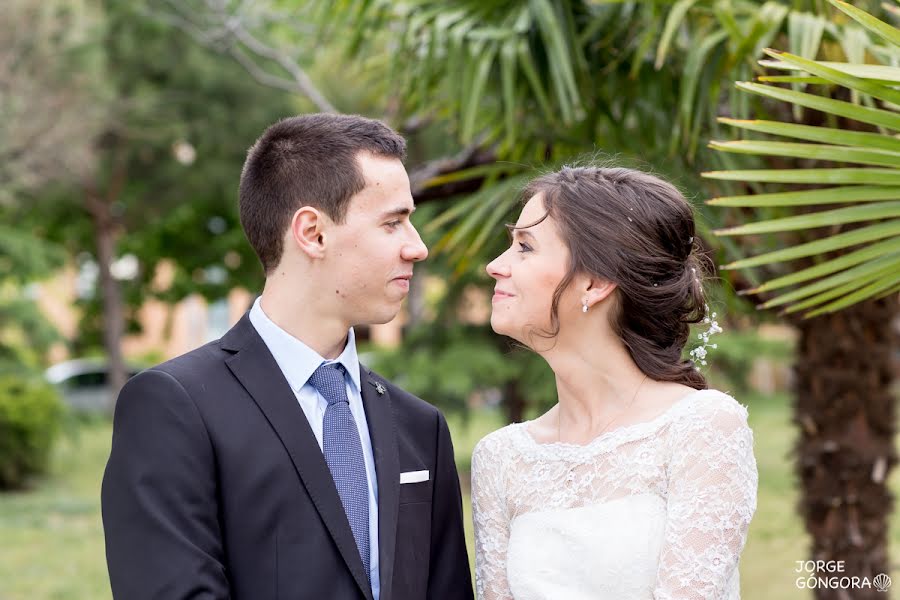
[401,224,428,262]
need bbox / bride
[472,166,758,599]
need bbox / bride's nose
[486,255,510,279]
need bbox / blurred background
[2,1,899,598]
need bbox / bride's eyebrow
[505,223,535,236]
[507,228,536,243]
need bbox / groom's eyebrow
[380,206,416,219]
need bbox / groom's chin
[356,303,402,326]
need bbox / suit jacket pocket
[398,479,432,505]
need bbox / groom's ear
[290,206,328,259]
[583,277,617,309]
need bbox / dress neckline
[515,388,715,455]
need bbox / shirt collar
[248,296,361,393]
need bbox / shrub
[0,375,64,490]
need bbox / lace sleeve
[471,432,515,600]
[654,395,758,599]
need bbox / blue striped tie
[308,363,370,583]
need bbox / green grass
[1,395,897,599]
[0,417,113,600]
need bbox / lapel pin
[374,382,386,396]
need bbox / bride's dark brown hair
[515,165,710,390]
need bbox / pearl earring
[582,303,589,313]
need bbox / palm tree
[330,0,897,590]
[703,1,899,594]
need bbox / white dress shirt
[249,297,380,599]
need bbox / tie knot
[308,363,348,406]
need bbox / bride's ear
[582,277,617,310]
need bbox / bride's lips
[492,289,514,303]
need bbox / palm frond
[706,0,900,317]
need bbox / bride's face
[486,194,572,345]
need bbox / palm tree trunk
[793,295,899,599]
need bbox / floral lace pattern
[471,390,758,600]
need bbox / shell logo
[874,573,891,592]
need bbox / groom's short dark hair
[239,113,407,274]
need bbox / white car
[44,359,142,413]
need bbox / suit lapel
[222,315,374,600]
[361,367,400,600]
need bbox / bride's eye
[518,242,532,253]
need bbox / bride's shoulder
[472,422,524,466]
[680,388,748,416]
[474,422,521,452]
[670,388,752,436]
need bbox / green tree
[703,1,900,592]
[0,0,107,373]
[5,0,300,401]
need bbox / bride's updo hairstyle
[521,165,709,390]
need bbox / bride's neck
[543,337,646,433]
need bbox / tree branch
[410,145,497,201]
[143,1,337,113]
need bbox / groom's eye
[384,220,401,229]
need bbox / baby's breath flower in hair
[689,304,722,368]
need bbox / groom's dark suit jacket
[101,314,474,600]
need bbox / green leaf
[423,163,523,189]
[720,220,900,268]
[758,75,831,84]
[735,81,900,131]
[500,40,518,150]
[715,201,900,235]
[828,0,900,49]
[464,186,520,258]
[703,167,900,184]
[631,8,660,79]
[840,24,873,104]
[779,277,868,313]
[655,0,699,69]
[461,42,498,143]
[747,2,790,63]
[531,0,581,121]
[789,11,826,61]
[718,118,900,152]
[758,59,900,83]
[762,48,900,107]
[681,30,729,150]
[750,236,900,292]
[433,193,496,255]
[708,185,900,207]
[708,140,900,167]
[761,252,900,307]
[805,271,900,316]
[713,0,744,46]
[517,38,555,123]
[424,196,481,234]
[432,172,531,258]
[787,10,826,120]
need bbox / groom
[101,114,474,600]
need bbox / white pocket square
[400,470,429,484]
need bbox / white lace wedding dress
[471,389,758,600]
